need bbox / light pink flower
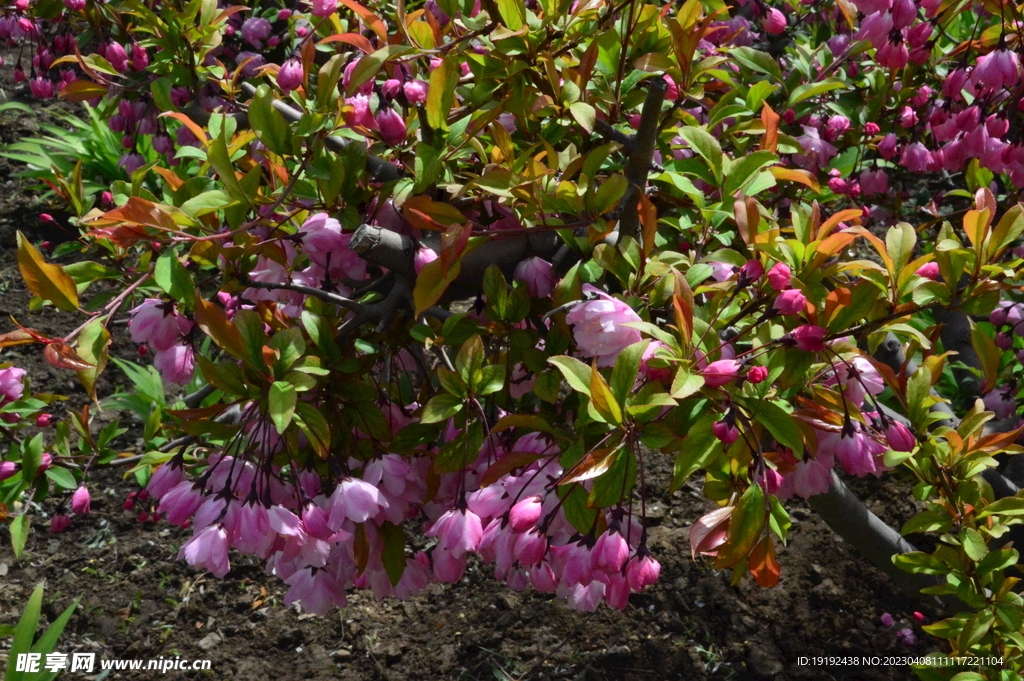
[327,477,389,527]
[311,0,337,17]
[129,298,192,352]
[565,285,643,367]
[513,257,557,298]
[773,289,807,316]
[761,7,786,34]
[0,367,26,405]
[277,58,304,94]
[241,18,272,48]
[973,48,1021,91]
[703,359,741,387]
[179,523,231,577]
[153,341,195,385]
[767,262,791,291]
[426,508,484,557]
[508,495,543,532]
[776,452,834,498]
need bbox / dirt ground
[0,57,948,681]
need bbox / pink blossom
[403,80,428,103]
[885,420,916,452]
[104,42,128,72]
[513,257,557,298]
[790,325,827,352]
[890,0,917,28]
[712,420,739,444]
[311,0,337,17]
[898,106,918,128]
[327,477,389,527]
[767,262,791,291]
[153,341,195,385]
[427,507,484,556]
[825,356,885,407]
[876,36,909,70]
[241,17,272,48]
[776,451,834,498]
[703,359,741,387]
[972,49,1021,91]
[345,94,378,130]
[179,523,231,578]
[591,530,628,573]
[129,298,192,351]
[50,513,71,533]
[283,567,347,614]
[915,262,939,280]
[983,386,1016,419]
[773,289,807,316]
[71,485,91,515]
[277,58,304,94]
[131,42,149,70]
[943,68,968,100]
[29,77,54,99]
[762,7,786,34]
[824,115,850,141]
[878,133,899,160]
[376,106,407,145]
[747,366,768,384]
[625,554,660,591]
[565,285,643,367]
[414,245,438,274]
[900,142,931,173]
[793,126,837,172]
[859,169,888,195]
[508,495,543,532]
[0,367,26,405]
[0,461,18,481]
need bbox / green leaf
[885,222,916,275]
[670,367,705,399]
[179,189,237,219]
[892,551,948,575]
[723,151,777,197]
[678,127,723,184]
[750,400,803,457]
[476,364,506,395]
[976,548,1018,575]
[420,393,463,424]
[609,341,648,407]
[76,316,111,404]
[294,401,331,457]
[960,527,988,562]
[715,483,766,568]
[45,467,77,490]
[268,381,297,434]
[548,356,592,396]
[10,514,29,559]
[426,56,460,131]
[248,84,292,155]
[787,79,847,107]
[901,508,952,534]
[728,47,782,81]
[568,102,596,134]
[958,608,994,651]
[589,363,622,425]
[7,582,43,681]
[154,252,196,306]
[671,414,723,491]
[495,0,525,29]
[379,521,407,587]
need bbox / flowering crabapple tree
[4,0,1024,675]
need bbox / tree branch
[616,76,668,241]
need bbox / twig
[616,76,668,241]
[240,275,369,314]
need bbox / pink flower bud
[773,289,807,315]
[767,262,791,291]
[403,79,428,103]
[878,133,898,160]
[915,262,939,281]
[0,461,18,481]
[376,106,407,145]
[864,122,880,135]
[790,325,826,352]
[747,366,768,384]
[703,359,741,387]
[71,485,91,515]
[131,42,149,70]
[626,554,660,591]
[885,420,916,452]
[35,413,53,428]
[508,495,543,532]
[312,0,337,17]
[50,513,71,533]
[762,7,786,34]
[277,9,292,20]
[105,42,129,73]
[277,58,304,94]
[413,245,438,274]
[738,259,764,284]
[513,257,556,298]
[712,421,740,444]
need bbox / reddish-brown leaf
[403,195,468,232]
[440,222,472,277]
[689,506,733,559]
[44,341,95,371]
[480,451,546,488]
[759,102,780,153]
[560,447,620,485]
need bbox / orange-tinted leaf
[639,193,658,255]
[749,535,780,587]
[194,293,247,360]
[152,166,185,192]
[44,341,95,370]
[83,223,152,248]
[159,112,208,150]
[317,32,375,53]
[561,446,621,485]
[759,102,779,153]
[769,167,820,193]
[403,195,468,232]
[973,425,1024,453]
[690,506,733,558]
[97,197,180,232]
[16,232,79,312]
[339,0,388,43]
[0,329,43,348]
[817,208,862,240]
[962,209,990,249]
[413,255,462,317]
[60,80,108,102]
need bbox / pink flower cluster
[128,299,195,385]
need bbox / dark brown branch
[616,76,668,241]
[239,274,369,314]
